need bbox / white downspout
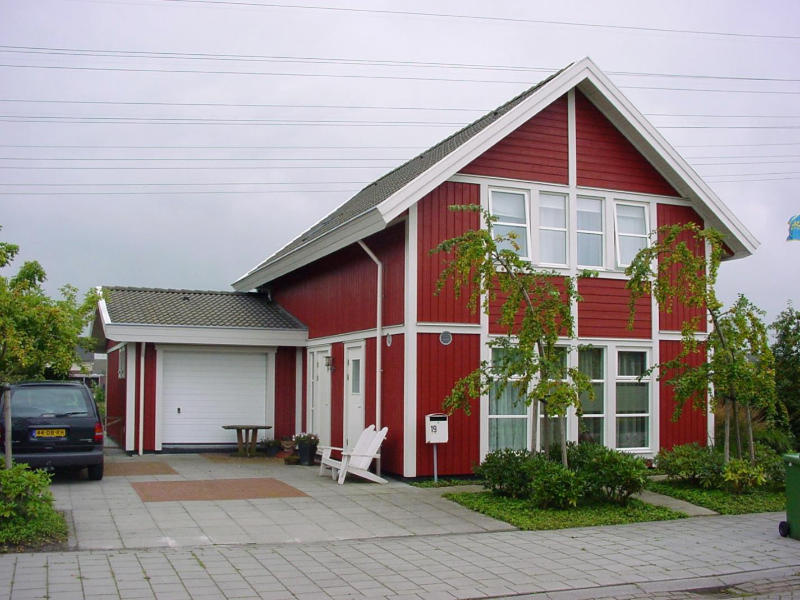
[358,241,382,475]
[138,342,145,456]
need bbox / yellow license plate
[35,429,66,438]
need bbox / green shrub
[476,449,537,498]
[0,463,67,546]
[754,443,786,487]
[722,458,767,494]
[528,455,584,509]
[577,445,648,505]
[657,443,724,488]
[753,425,795,455]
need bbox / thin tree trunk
[560,414,568,468]
[531,398,539,453]
[732,398,743,459]
[746,403,756,464]
[723,399,730,464]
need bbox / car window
[10,387,93,418]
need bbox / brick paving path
[2,512,797,600]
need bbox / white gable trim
[377,57,756,257]
[236,57,757,291]
[233,203,385,291]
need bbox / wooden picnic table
[221,425,272,456]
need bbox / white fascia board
[103,323,308,347]
[574,69,758,257]
[232,208,386,291]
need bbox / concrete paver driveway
[51,451,513,550]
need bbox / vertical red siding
[274,347,297,440]
[380,334,405,475]
[330,343,344,448]
[578,278,651,339]
[461,95,568,183]
[144,343,157,451]
[657,204,707,332]
[418,181,481,324]
[416,333,480,476]
[365,337,377,427]
[659,340,708,449]
[488,276,570,336]
[133,343,141,452]
[104,342,126,446]
[272,224,405,339]
[576,90,678,196]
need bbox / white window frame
[489,187,531,259]
[537,191,569,267]
[487,347,531,452]
[578,346,605,445]
[614,201,649,268]
[117,345,127,379]
[613,348,652,451]
[576,195,605,269]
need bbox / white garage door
[161,350,268,444]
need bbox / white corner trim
[266,351,276,441]
[295,348,303,434]
[124,343,136,452]
[154,347,163,451]
[403,204,419,477]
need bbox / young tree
[0,228,100,384]
[433,206,592,466]
[772,303,800,447]
[626,224,777,463]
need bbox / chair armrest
[341,451,381,459]
[317,445,343,451]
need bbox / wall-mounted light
[325,355,333,371]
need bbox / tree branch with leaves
[432,205,593,466]
[625,223,777,463]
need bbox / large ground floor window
[485,340,653,454]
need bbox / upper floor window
[615,203,648,267]
[490,189,529,257]
[539,192,567,265]
[577,196,604,267]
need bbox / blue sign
[789,215,800,241]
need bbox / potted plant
[263,439,282,457]
[293,432,319,466]
[280,435,295,452]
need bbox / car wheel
[87,463,104,481]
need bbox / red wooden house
[94,58,757,477]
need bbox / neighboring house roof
[92,287,307,348]
[233,57,758,291]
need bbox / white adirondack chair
[317,424,389,485]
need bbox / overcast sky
[0,0,798,323]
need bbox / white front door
[308,348,331,447]
[344,343,365,449]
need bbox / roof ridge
[104,286,256,296]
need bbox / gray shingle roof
[245,65,570,277]
[104,287,306,330]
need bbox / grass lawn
[444,491,686,530]
[648,481,786,515]
[408,478,480,488]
